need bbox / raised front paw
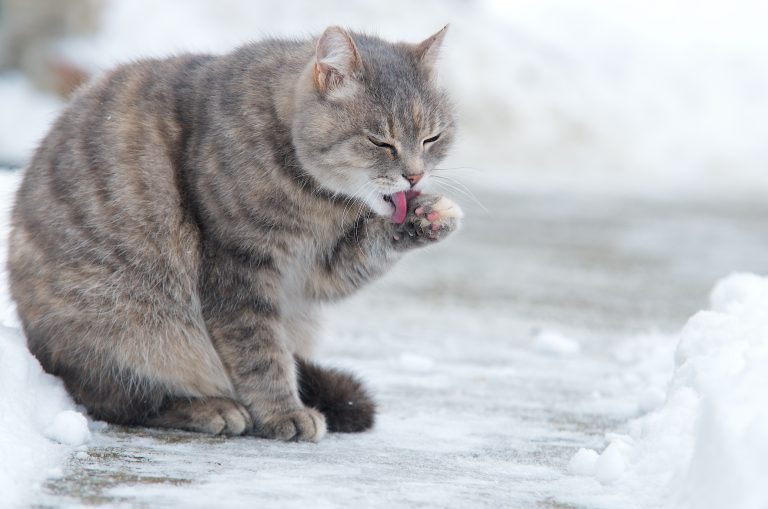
[256,406,327,442]
[393,193,463,247]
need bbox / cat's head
[291,26,454,219]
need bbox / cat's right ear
[414,25,449,80]
[313,26,363,97]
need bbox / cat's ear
[313,26,363,96]
[414,25,449,77]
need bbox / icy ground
[4,184,763,509]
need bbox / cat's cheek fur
[366,194,396,219]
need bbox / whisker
[431,176,491,214]
[433,174,480,199]
[339,180,373,230]
[353,187,378,245]
[433,165,487,174]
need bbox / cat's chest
[277,226,331,285]
[280,246,313,292]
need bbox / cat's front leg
[247,346,327,442]
[207,313,327,441]
[202,252,327,442]
[210,313,327,441]
[306,215,400,301]
[308,193,462,301]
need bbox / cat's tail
[296,357,376,433]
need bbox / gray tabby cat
[8,26,462,441]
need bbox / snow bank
[570,273,768,509]
[0,172,89,507]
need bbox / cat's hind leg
[145,397,252,435]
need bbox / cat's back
[9,37,313,301]
[8,54,219,332]
[17,53,214,213]
[14,37,311,229]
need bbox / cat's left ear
[414,25,449,77]
[313,26,363,97]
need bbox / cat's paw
[257,406,327,442]
[393,193,463,247]
[144,396,252,436]
[205,398,253,436]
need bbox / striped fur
[8,27,460,441]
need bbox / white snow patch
[594,437,632,485]
[532,330,581,356]
[569,273,768,509]
[0,172,87,506]
[636,386,666,414]
[398,353,435,372]
[44,411,91,446]
[568,448,599,476]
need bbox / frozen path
[32,191,768,508]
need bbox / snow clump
[569,273,768,509]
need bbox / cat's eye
[422,133,441,146]
[367,136,398,158]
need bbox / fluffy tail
[296,357,376,432]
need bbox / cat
[8,26,463,441]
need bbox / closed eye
[367,136,398,157]
[423,133,441,146]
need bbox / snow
[532,329,581,356]
[0,172,90,508]
[44,411,91,446]
[0,189,757,508]
[680,275,768,509]
[568,448,600,476]
[397,353,436,372]
[566,273,768,509]
[594,439,630,485]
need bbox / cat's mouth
[382,190,420,225]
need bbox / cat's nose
[403,174,422,187]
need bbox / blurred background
[1,0,767,196]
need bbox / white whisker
[431,176,490,214]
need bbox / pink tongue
[390,191,407,225]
